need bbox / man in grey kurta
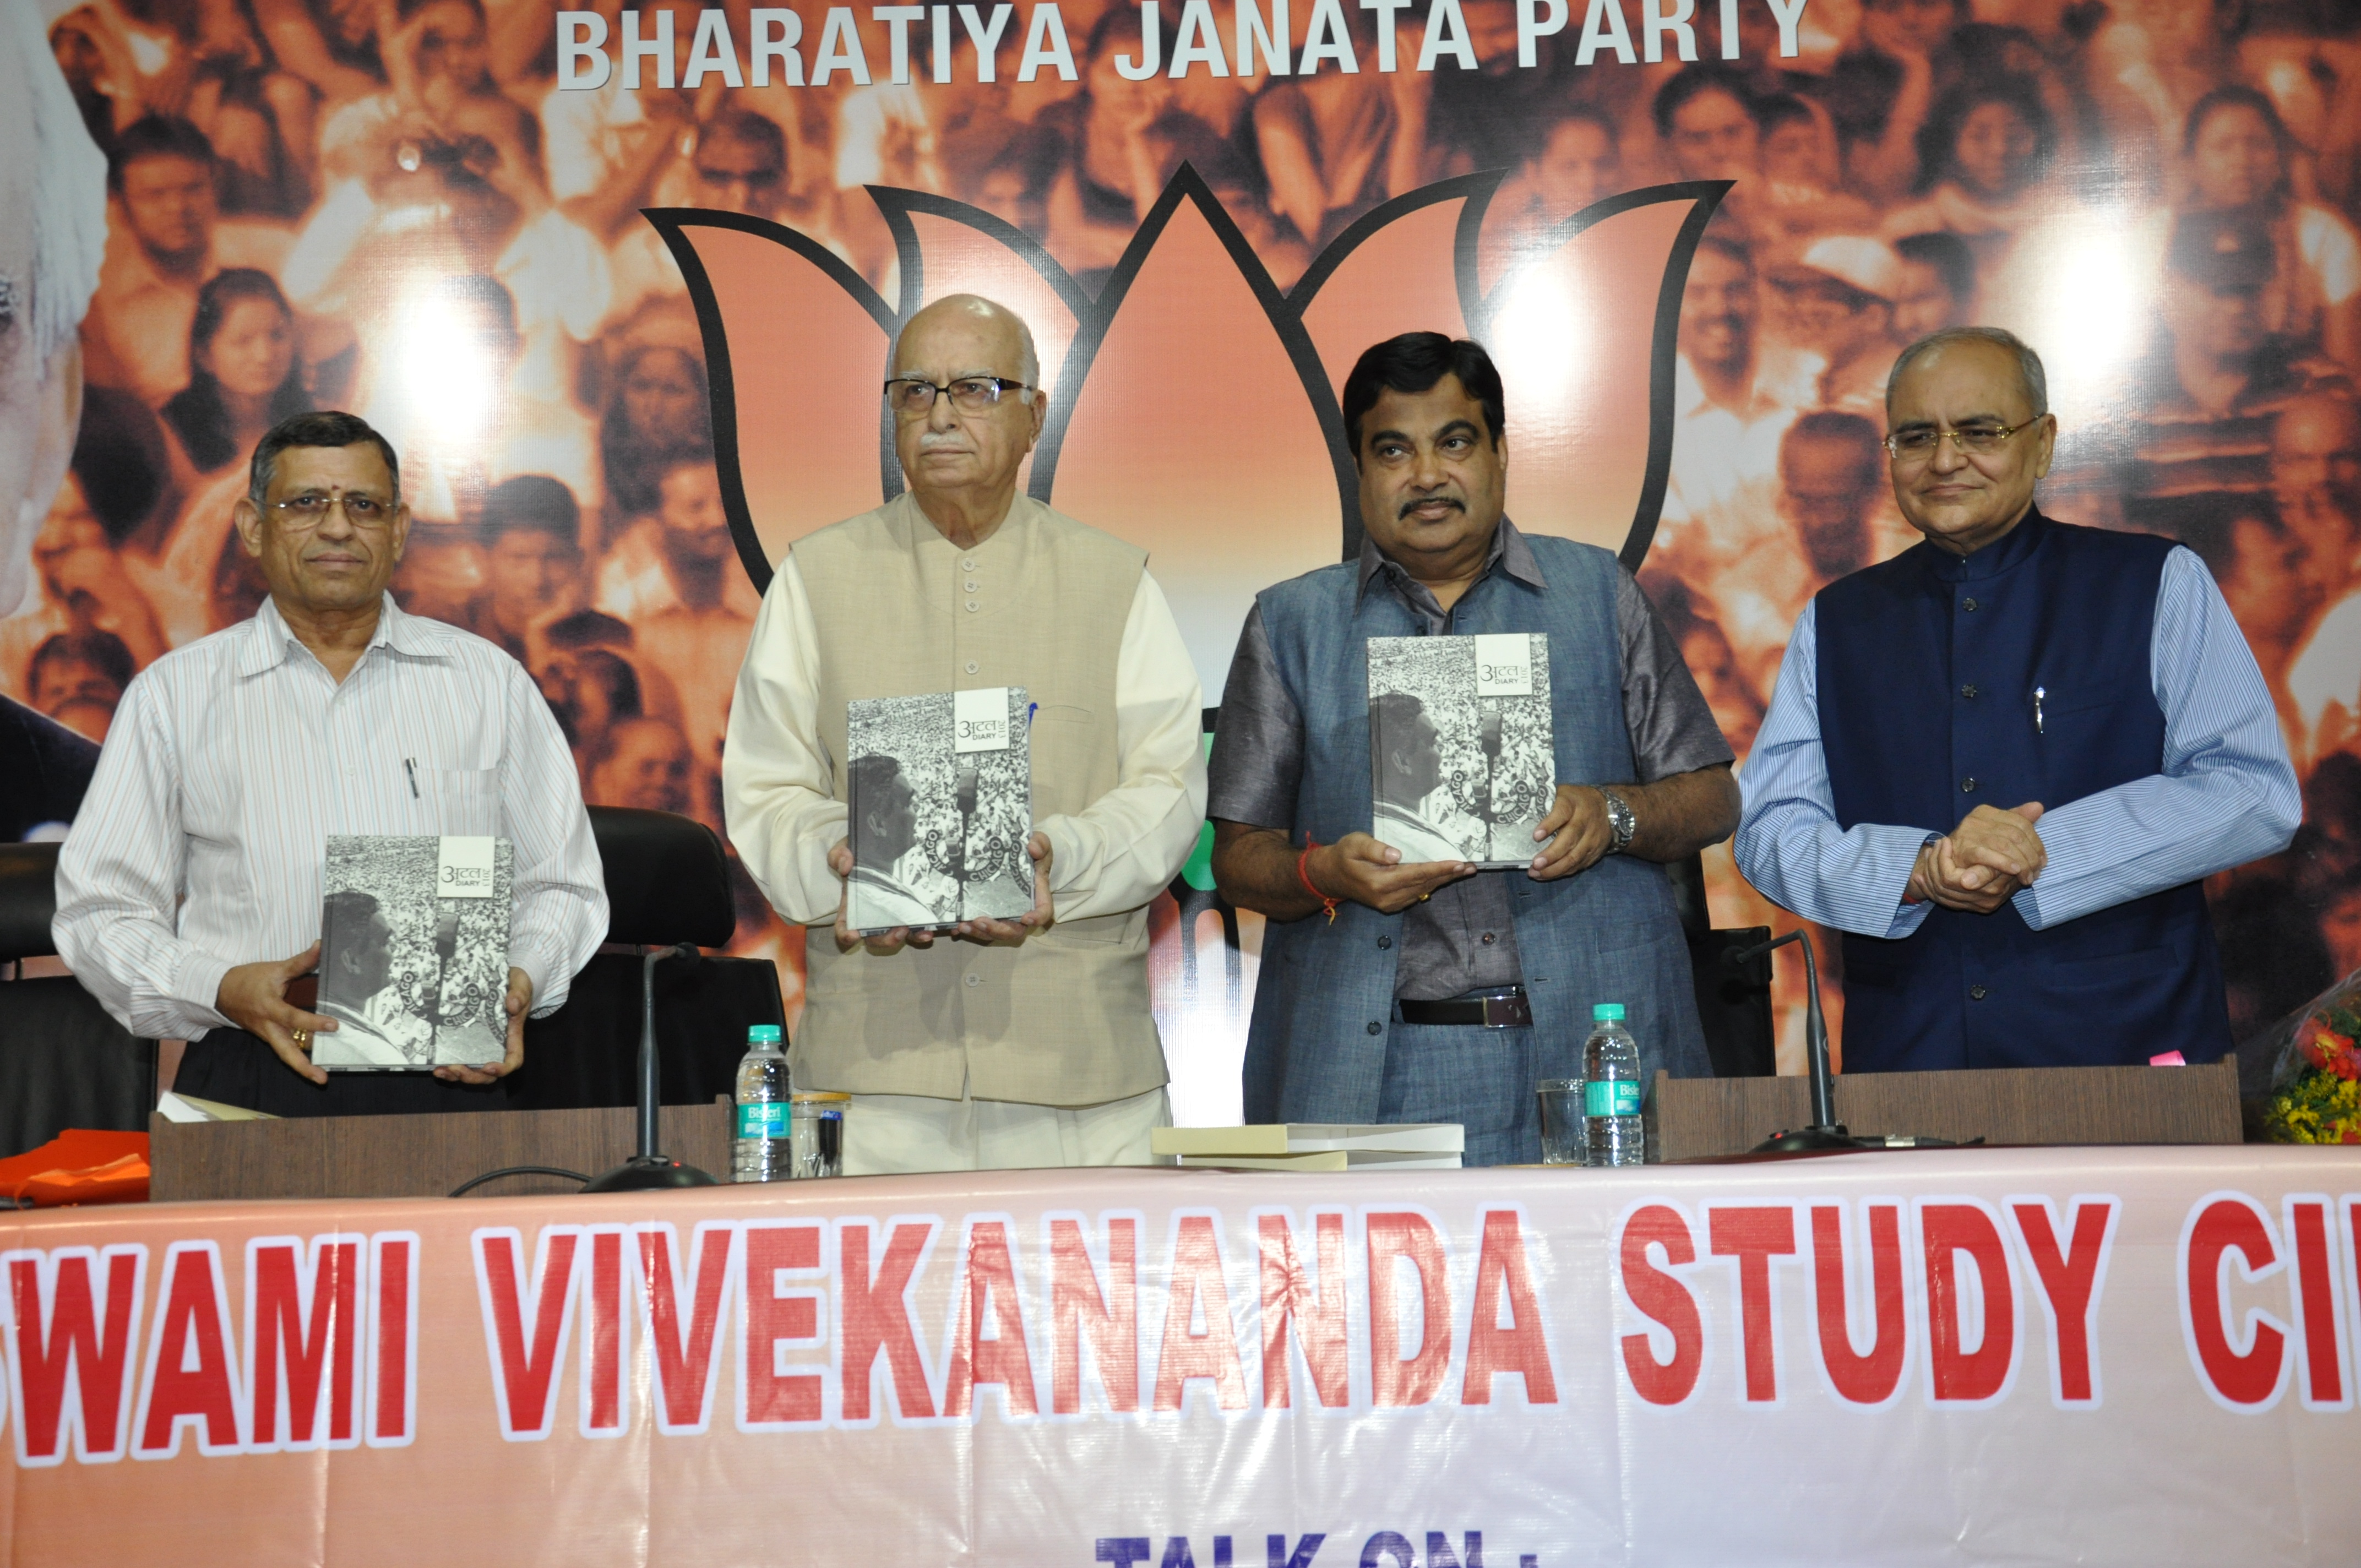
[1208,333,1740,1166]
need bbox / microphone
[583,941,720,1191]
[1728,928,1860,1153]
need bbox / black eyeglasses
[884,376,1031,414]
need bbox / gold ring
[291,1029,309,1044]
[1418,893,1430,902]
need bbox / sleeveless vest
[1815,509,2229,1070]
[791,491,1163,1106]
[1242,533,1711,1128]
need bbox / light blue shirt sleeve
[1733,547,2302,939]
[2009,547,2300,928]
[1733,602,1939,939]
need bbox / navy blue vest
[1242,535,1710,1133]
[1815,509,2228,1070]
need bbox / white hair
[9,0,108,369]
[1886,326,2049,418]
[890,294,1041,404]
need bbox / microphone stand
[1730,929,1864,1153]
[583,942,721,1191]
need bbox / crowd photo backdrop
[15,0,2361,1119]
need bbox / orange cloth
[0,1129,150,1207]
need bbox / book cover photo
[1366,633,1554,868]
[845,687,1032,934]
[314,835,513,1071]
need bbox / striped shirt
[1736,546,2300,937]
[53,596,607,1041]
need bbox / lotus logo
[649,169,1726,692]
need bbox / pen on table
[2033,686,2046,736]
[405,758,420,798]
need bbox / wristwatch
[1597,787,1637,854]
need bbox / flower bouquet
[2261,971,2361,1144]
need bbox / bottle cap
[748,1024,783,1044]
[1592,1003,1626,1021]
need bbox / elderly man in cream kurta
[723,294,1207,1174]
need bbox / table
[4,1148,2355,1565]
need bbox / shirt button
[1970,984,1989,1000]
[961,558,977,571]
[1960,683,1978,699]
[1962,777,1978,793]
[1481,932,1496,945]
[964,972,983,988]
[1376,936,1391,950]
[966,600,980,612]
[1366,1021,1383,1036]
[964,660,980,675]
[1962,597,1979,611]
[965,580,979,592]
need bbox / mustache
[1399,495,1465,520]
[917,431,971,450]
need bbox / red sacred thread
[1297,841,1338,924]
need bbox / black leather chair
[0,843,157,1158]
[508,807,786,1111]
[1666,851,1776,1077]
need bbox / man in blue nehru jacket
[1209,333,1742,1165]
[1737,327,2300,1070]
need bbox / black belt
[1393,987,1531,1028]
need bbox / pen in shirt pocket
[405,758,420,798]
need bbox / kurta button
[964,660,980,675]
[1962,597,1978,611]
[961,558,977,571]
[964,973,983,988]
[1377,936,1391,950]
[1962,777,1978,793]
[1960,683,1978,698]
[965,600,980,612]
[1366,1021,1383,1035]
[965,580,978,592]
[1970,984,1988,1000]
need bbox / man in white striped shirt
[53,412,607,1114]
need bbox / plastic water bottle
[732,1024,790,1182]
[1583,1003,1645,1167]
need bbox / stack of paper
[1151,1124,1463,1171]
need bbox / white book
[1152,1123,1465,1157]
[845,688,1032,934]
[1367,633,1554,868]
[1176,1149,1464,1172]
[315,835,512,1071]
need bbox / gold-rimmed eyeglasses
[884,375,1031,414]
[268,492,399,529]
[1883,422,2032,462]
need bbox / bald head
[891,293,1040,396]
[886,294,1047,545]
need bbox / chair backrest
[589,805,736,948]
[0,842,59,963]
